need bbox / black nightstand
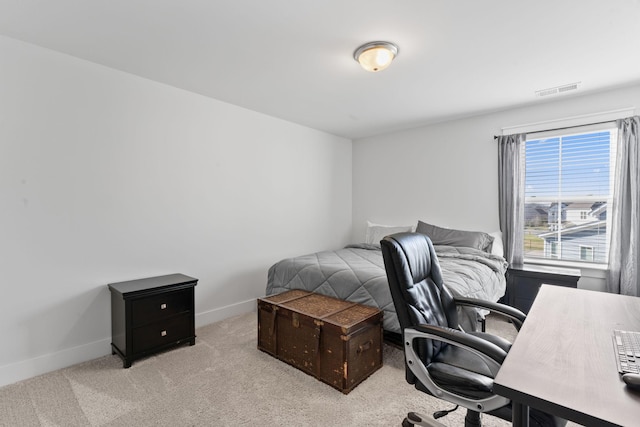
[108,273,197,368]
[506,264,580,314]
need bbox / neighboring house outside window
[539,219,607,263]
[580,245,595,262]
[523,127,616,265]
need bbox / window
[523,126,617,264]
[580,245,595,262]
[549,241,559,258]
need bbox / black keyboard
[613,329,640,374]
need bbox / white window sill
[523,257,608,278]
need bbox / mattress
[266,243,508,334]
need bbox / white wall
[353,83,640,291]
[0,36,352,387]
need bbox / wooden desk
[494,285,640,427]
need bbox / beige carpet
[0,313,578,426]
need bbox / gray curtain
[606,116,640,296]
[497,133,525,266]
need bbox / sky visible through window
[525,131,611,200]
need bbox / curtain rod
[493,119,616,139]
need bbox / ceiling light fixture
[353,41,398,72]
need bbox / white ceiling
[1,0,639,139]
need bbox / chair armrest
[403,325,511,412]
[453,296,526,330]
[411,324,508,365]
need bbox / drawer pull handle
[160,303,167,310]
[161,330,167,337]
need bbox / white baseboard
[0,299,256,388]
[195,298,256,328]
[0,338,112,388]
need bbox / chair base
[401,410,483,427]
[464,410,482,427]
[401,412,446,427]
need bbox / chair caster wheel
[401,412,446,427]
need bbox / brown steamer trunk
[257,290,383,394]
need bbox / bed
[266,222,508,337]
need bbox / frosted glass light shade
[354,41,398,72]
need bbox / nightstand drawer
[132,313,191,354]
[514,277,544,301]
[506,264,580,314]
[131,289,191,327]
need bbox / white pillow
[365,221,414,245]
[489,231,504,258]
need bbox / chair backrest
[381,232,459,366]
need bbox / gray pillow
[416,221,494,252]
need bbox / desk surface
[494,285,640,427]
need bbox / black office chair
[380,232,566,427]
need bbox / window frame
[518,122,620,268]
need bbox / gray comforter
[266,243,507,334]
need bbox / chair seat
[425,361,566,427]
[427,362,495,399]
[422,331,513,400]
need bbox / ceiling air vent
[535,82,580,97]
